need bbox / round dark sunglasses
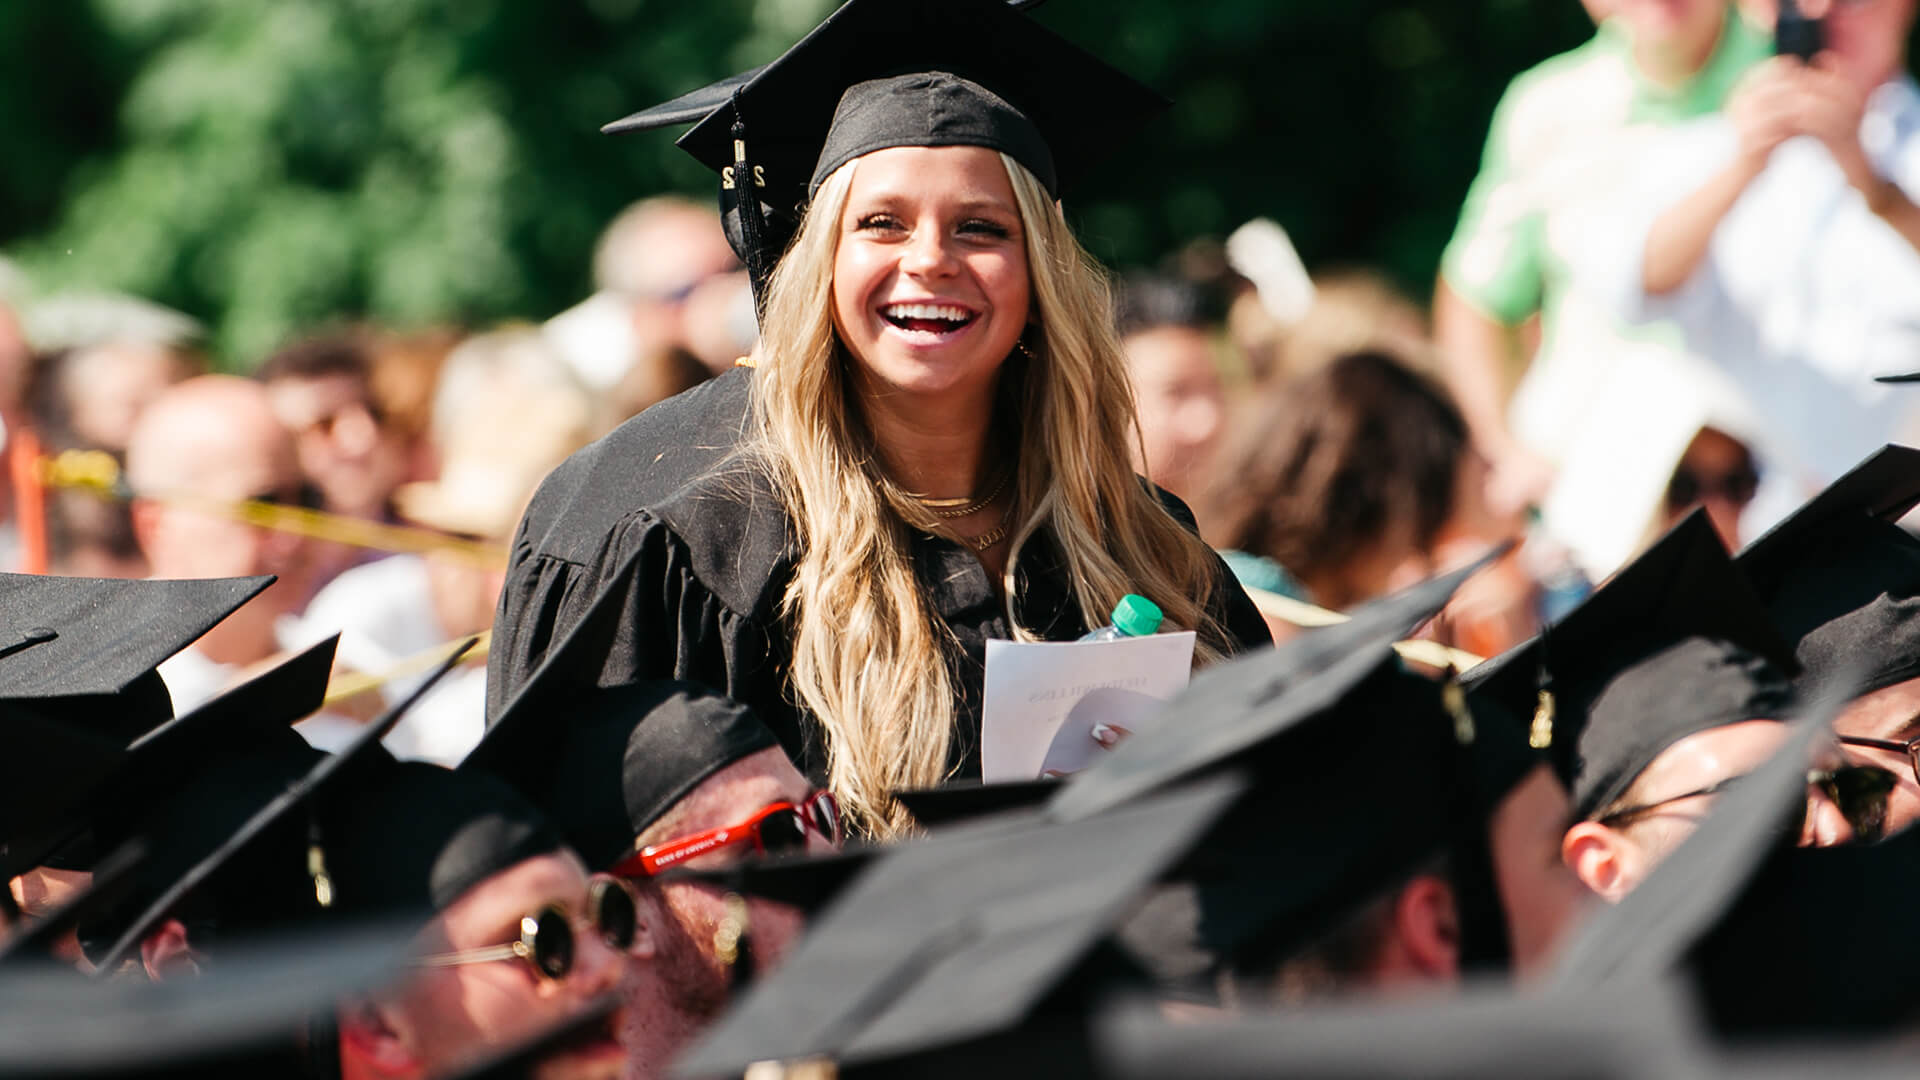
[415,877,636,981]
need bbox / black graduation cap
[1050,546,1507,823]
[600,0,1167,296]
[1,635,339,882]
[0,573,273,744]
[670,775,1243,1076]
[320,759,566,920]
[1689,822,1920,1039]
[1465,513,1799,821]
[464,679,777,871]
[0,706,126,876]
[662,846,877,914]
[0,922,416,1079]
[1091,982,1706,1080]
[88,641,478,971]
[1735,444,1920,697]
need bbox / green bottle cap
[1111,594,1164,638]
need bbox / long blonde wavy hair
[752,151,1234,837]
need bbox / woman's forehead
[841,146,1020,208]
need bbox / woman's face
[832,145,1031,404]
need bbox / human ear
[336,997,421,1079]
[1563,821,1640,903]
[1393,875,1461,980]
[139,918,201,981]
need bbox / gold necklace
[966,505,1013,552]
[910,469,1010,519]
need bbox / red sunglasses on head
[615,790,843,877]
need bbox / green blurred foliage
[0,0,1737,365]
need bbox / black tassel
[729,88,774,317]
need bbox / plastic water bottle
[1079,594,1165,641]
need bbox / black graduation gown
[485,367,1270,781]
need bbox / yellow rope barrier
[1244,585,1484,672]
[38,449,507,568]
[321,630,492,707]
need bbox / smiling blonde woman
[488,0,1270,837]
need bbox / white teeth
[882,302,973,323]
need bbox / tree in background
[3,0,1605,366]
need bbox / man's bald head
[125,377,310,664]
[126,376,298,498]
[593,197,737,302]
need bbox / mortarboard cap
[1689,822,1920,1039]
[665,847,877,914]
[1051,546,1506,822]
[4,635,338,880]
[1548,668,1857,992]
[465,679,777,871]
[1735,445,1920,697]
[0,573,273,744]
[602,0,1166,296]
[1466,513,1799,820]
[671,775,1243,1075]
[1091,982,1707,1080]
[322,759,566,919]
[89,642,474,970]
[0,707,125,876]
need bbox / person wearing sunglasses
[1737,446,1920,835]
[327,762,628,1080]
[464,680,842,1080]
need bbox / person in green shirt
[1434,1,1771,520]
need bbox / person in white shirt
[1598,0,1920,508]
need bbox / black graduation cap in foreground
[0,573,273,743]
[0,635,339,883]
[600,0,1166,294]
[671,775,1243,1076]
[0,922,415,1079]
[1091,981,1706,1080]
[1466,513,1799,820]
[89,641,478,972]
[465,679,777,871]
[1735,444,1920,696]
[1050,545,1511,823]
[894,778,1060,828]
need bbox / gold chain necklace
[965,503,1013,552]
[909,469,1010,520]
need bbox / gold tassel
[1529,689,1555,750]
[1442,679,1474,745]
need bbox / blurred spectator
[1223,220,1432,386]
[1199,351,1482,613]
[22,342,199,579]
[257,332,415,597]
[1434,1,1770,518]
[297,329,594,765]
[27,342,198,454]
[1598,0,1920,505]
[543,195,741,391]
[126,376,313,711]
[1539,348,1775,580]
[1114,273,1228,506]
[365,327,461,487]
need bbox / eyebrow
[847,192,1019,216]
